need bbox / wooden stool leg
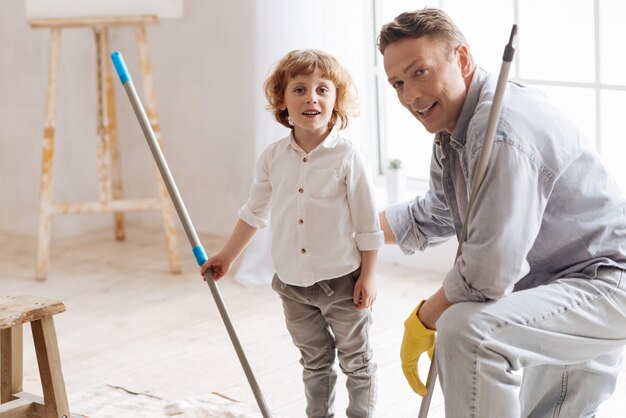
[136,24,181,274]
[31,318,69,418]
[0,326,23,404]
[103,28,126,241]
[36,28,61,281]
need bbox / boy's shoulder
[259,133,292,156]
[332,131,358,152]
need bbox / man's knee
[436,302,491,352]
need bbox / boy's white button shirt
[238,127,384,287]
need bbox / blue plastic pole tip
[111,51,131,84]
[193,245,208,266]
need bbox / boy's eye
[318,87,329,94]
[293,87,305,94]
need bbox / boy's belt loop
[317,280,334,296]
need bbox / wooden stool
[29,16,182,280]
[0,294,69,418]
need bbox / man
[378,8,626,417]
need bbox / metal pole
[418,24,518,418]
[110,51,272,418]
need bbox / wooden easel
[30,16,181,280]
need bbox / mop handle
[111,51,272,418]
[418,24,518,418]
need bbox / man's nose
[402,82,421,107]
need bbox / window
[374,0,626,192]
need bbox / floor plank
[0,226,624,417]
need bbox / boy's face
[383,35,472,135]
[280,69,337,138]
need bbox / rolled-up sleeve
[238,149,272,229]
[384,201,427,254]
[346,147,384,251]
[385,145,456,255]
[238,205,268,228]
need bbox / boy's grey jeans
[272,268,376,418]
[436,267,626,417]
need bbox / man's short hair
[377,7,470,55]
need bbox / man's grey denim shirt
[385,67,626,303]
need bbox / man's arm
[379,211,397,244]
[418,287,452,329]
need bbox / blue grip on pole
[111,51,131,84]
[193,245,208,266]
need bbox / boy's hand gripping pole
[417,25,518,418]
[111,51,272,418]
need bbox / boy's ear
[279,103,287,111]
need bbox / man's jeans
[272,269,376,418]
[436,267,626,417]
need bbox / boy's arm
[360,249,377,278]
[353,249,378,309]
[221,218,258,260]
[201,218,257,279]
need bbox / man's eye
[392,81,403,90]
[415,69,427,77]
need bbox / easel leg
[103,28,126,241]
[95,27,126,241]
[31,318,70,418]
[36,29,61,281]
[0,326,23,404]
[94,28,113,204]
[136,24,181,274]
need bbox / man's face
[383,35,472,134]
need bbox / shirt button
[298,219,304,224]
[303,157,308,162]
[298,188,304,193]
[301,248,306,254]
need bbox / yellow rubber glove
[400,300,435,396]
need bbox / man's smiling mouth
[415,102,436,116]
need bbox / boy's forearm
[222,218,258,261]
[360,249,378,277]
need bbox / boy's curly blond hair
[264,49,358,130]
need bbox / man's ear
[457,44,472,78]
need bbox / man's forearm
[418,287,452,329]
[379,211,397,244]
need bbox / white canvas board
[26,0,183,19]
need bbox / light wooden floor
[1,225,625,417]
